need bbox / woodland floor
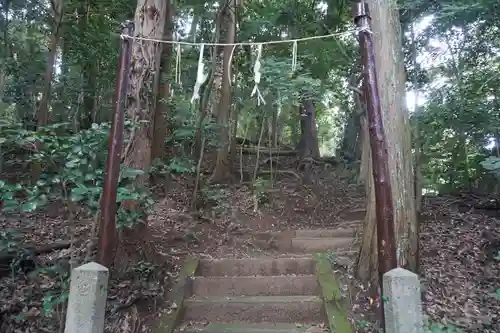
[1,157,500,333]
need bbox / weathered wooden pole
[97,21,134,267]
[353,2,398,328]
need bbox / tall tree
[356,0,418,281]
[151,0,174,167]
[296,98,321,159]
[79,0,98,129]
[116,0,167,269]
[212,0,236,182]
[37,0,64,127]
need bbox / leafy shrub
[0,122,152,226]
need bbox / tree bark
[296,98,320,159]
[151,0,173,167]
[115,0,167,271]
[341,109,361,159]
[31,0,63,183]
[356,114,378,281]
[193,16,220,160]
[356,0,418,281]
[37,0,64,127]
[123,0,167,194]
[411,21,423,234]
[0,0,11,101]
[76,1,98,129]
[270,106,279,148]
[212,0,236,182]
[230,103,240,163]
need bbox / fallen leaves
[420,195,500,332]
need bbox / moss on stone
[155,255,199,333]
[315,255,353,333]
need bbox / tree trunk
[151,0,174,168]
[296,99,320,159]
[340,108,361,160]
[115,0,167,271]
[212,0,236,182]
[76,1,97,129]
[193,17,220,160]
[0,0,11,101]
[356,115,378,281]
[230,104,240,163]
[460,132,471,191]
[38,0,64,127]
[356,0,418,282]
[341,75,363,159]
[275,98,287,145]
[410,20,423,219]
[31,0,63,183]
[271,106,279,148]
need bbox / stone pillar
[383,267,423,333]
[64,262,109,333]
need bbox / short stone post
[64,262,109,333]
[383,267,423,333]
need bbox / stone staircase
[164,212,364,333]
[251,219,361,256]
[183,257,323,326]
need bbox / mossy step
[314,255,353,333]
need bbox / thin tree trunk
[296,98,320,159]
[212,0,236,182]
[230,104,240,163]
[0,0,11,101]
[193,17,221,160]
[271,106,278,148]
[38,0,64,127]
[151,0,174,168]
[31,0,63,182]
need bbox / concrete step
[192,275,319,297]
[345,219,363,226]
[184,296,324,323]
[178,323,316,333]
[295,227,357,238]
[292,237,354,253]
[198,257,315,277]
[340,209,366,221]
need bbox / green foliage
[252,176,270,204]
[168,157,196,174]
[0,228,21,255]
[409,4,500,193]
[38,265,71,316]
[0,122,152,229]
[352,319,464,332]
[424,321,463,333]
[355,319,382,332]
[201,184,230,215]
[127,260,156,277]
